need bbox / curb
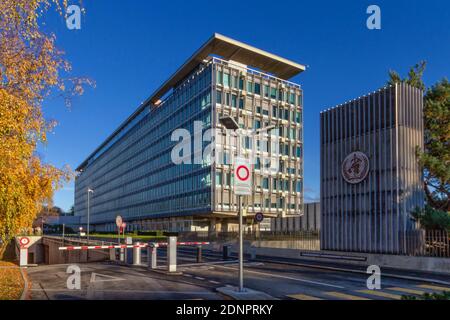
[19,267,29,300]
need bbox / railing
[424,230,450,257]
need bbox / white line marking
[195,277,205,280]
[216,265,344,289]
[209,280,220,284]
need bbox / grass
[0,261,24,300]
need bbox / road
[26,247,450,300]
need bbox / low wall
[42,237,109,265]
[205,240,450,275]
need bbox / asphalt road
[26,247,450,300]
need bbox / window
[255,157,261,169]
[256,106,262,114]
[216,172,222,185]
[272,106,278,118]
[296,111,301,124]
[270,87,277,99]
[289,92,296,104]
[216,91,222,104]
[231,94,237,108]
[264,85,269,97]
[254,83,261,95]
[247,81,253,93]
[239,98,244,109]
[262,177,269,189]
[216,71,222,85]
[223,73,230,87]
[239,78,244,90]
[296,180,302,192]
[231,75,238,89]
[254,120,261,129]
[296,146,302,157]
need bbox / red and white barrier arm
[58,241,209,251]
[59,244,148,251]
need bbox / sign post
[233,157,252,293]
[116,215,122,244]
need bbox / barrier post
[148,244,158,270]
[133,242,141,265]
[223,245,230,260]
[109,248,116,261]
[19,247,28,267]
[125,237,133,264]
[120,248,125,262]
[167,236,177,272]
[196,245,202,263]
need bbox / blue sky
[38,0,450,211]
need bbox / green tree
[412,205,450,231]
[387,62,450,212]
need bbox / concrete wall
[205,241,450,275]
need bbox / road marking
[90,272,125,283]
[417,284,450,292]
[325,291,370,300]
[183,274,193,277]
[287,293,322,300]
[209,280,220,285]
[195,277,205,280]
[357,290,401,300]
[216,265,344,289]
[387,287,426,295]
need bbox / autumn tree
[0,0,91,257]
[387,62,450,215]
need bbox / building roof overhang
[148,33,305,104]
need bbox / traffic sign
[254,212,264,223]
[19,237,30,247]
[116,215,123,228]
[234,157,252,195]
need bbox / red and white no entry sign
[234,157,252,195]
[19,237,30,247]
[236,165,250,181]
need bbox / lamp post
[87,188,94,242]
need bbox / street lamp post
[87,188,94,242]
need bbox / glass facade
[75,57,303,230]
[212,58,304,218]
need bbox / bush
[412,205,450,231]
[402,291,450,300]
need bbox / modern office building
[75,33,305,232]
[320,83,424,254]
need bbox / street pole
[87,188,94,242]
[238,194,244,292]
[62,223,65,246]
[87,190,90,242]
